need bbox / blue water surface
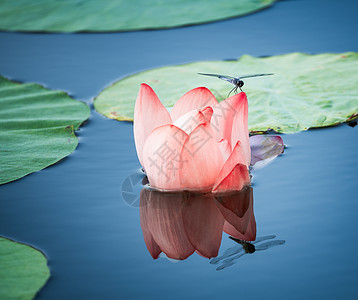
[0,0,357,299]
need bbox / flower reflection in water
[139,187,256,261]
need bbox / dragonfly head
[238,80,244,88]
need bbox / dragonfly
[198,72,274,96]
[210,235,285,271]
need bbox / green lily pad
[94,52,358,133]
[0,76,90,185]
[0,236,50,300]
[0,0,277,32]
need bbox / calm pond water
[0,0,357,299]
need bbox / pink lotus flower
[134,84,251,193]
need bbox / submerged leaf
[94,52,358,133]
[0,236,50,300]
[0,76,90,184]
[0,0,277,32]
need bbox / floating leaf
[0,76,90,184]
[0,0,277,32]
[0,236,50,300]
[94,52,358,133]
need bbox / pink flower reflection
[140,187,256,260]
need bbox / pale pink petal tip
[133,84,172,167]
[211,92,247,142]
[170,87,218,122]
[173,106,213,135]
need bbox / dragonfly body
[198,72,273,96]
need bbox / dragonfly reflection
[198,73,273,96]
[210,235,285,271]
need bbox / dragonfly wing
[210,245,242,264]
[255,240,286,251]
[222,245,242,257]
[198,73,236,79]
[252,235,276,244]
[216,253,245,271]
[198,73,236,84]
[216,261,234,271]
[210,256,223,265]
[220,77,236,84]
[239,73,274,79]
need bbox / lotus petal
[250,135,284,166]
[223,216,256,241]
[134,84,172,166]
[180,123,223,192]
[174,106,213,135]
[215,187,256,241]
[231,92,250,167]
[182,193,224,258]
[142,124,188,191]
[140,190,195,260]
[213,141,250,193]
[170,87,218,122]
[139,189,162,259]
[211,92,246,143]
[218,139,231,162]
